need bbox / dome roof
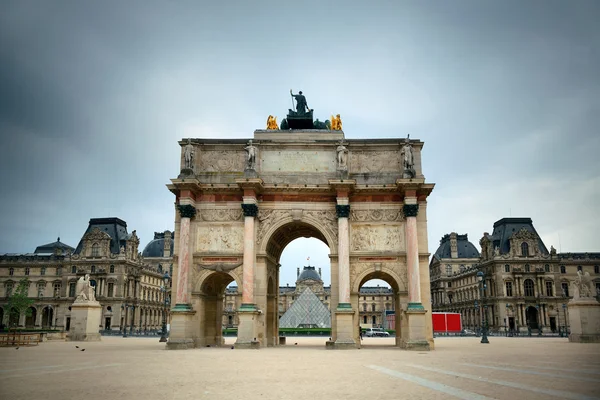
[433,233,480,260]
[142,231,173,258]
[297,266,322,282]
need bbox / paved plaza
[1,337,599,400]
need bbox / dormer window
[525,264,530,272]
[72,266,76,274]
[560,265,566,274]
[91,243,100,257]
[91,265,96,273]
[521,242,529,257]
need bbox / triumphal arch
[166,93,435,350]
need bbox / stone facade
[0,219,169,334]
[430,218,600,334]
[167,129,435,350]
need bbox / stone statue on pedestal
[75,274,97,303]
[183,139,195,170]
[336,140,348,170]
[290,90,309,115]
[573,270,593,300]
[245,140,257,170]
[401,136,416,179]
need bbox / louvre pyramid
[279,287,331,328]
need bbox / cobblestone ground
[1,336,599,400]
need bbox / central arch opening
[263,220,332,347]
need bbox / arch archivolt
[350,261,408,294]
[191,265,242,295]
[257,208,338,256]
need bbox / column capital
[177,204,197,219]
[241,203,258,217]
[336,204,350,218]
[403,203,419,217]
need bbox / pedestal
[331,308,357,349]
[400,309,430,351]
[166,309,196,350]
[67,301,102,342]
[568,299,600,343]
[235,307,260,349]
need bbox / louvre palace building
[0,217,393,332]
[430,217,600,334]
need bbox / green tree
[7,278,34,329]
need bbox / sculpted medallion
[198,151,245,172]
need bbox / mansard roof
[34,237,75,254]
[433,233,480,260]
[74,218,130,255]
[490,217,549,255]
[142,231,174,258]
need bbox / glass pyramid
[279,287,331,328]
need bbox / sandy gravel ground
[1,336,599,400]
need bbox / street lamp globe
[476,271,484,281]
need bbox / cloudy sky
[1,1,598,286]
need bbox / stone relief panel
[196,225,243,253]
[198,151,245,172]
[256,209,338,248]
[351,225,404,252]
[257,210,291,245]
[350,209,404,222]
[304,210,338,244]
[197,209,243,222]
[261,150,335,173]
[349,151,401,173]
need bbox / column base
[400,308,431,351]
[332,307,357,349]
[235,306,260,349]
[166,308,196,350]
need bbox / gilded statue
[330,114,343,131]
[266,115,278,130]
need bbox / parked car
[364,328,390,337]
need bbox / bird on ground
[15,347,19,350]
[81,349,86,352]
[231,346,234,349]
[75,346,79,348]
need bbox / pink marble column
[336,203,351,308]
[404,202,423,309]
[175,204,196,309]
[241,203,258,308]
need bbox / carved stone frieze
[304,210,338,244]
[349,151,400,173]
[198,151,245,172]
[350,209,404,222]
[197,209,242,222]
[196,225,243,253]
[351,225,404,252]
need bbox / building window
[69,283,76,297]
[25,267,30,276]
[6,283,14,296]
[363,303,367,312]
[371,304,376,312]
[505,265,510,273]
[447,281,452,288]
[91,265,96,273]
[446,265,452,276]
[363,316,367,324]
[385,296,389,300]
[525,264,530,272]
[448,294,453,303]
[41,267,46,276]
[108,283,114,297]
[545,281,553,297]
[521,242,529,256]
[505,282,513,297]
[596,282,600,296]
[524,279,534,297]
[110,265,115,273]
[9,268,14,276]
[53,283,61,297]
[72,266,76,274]
[56,267,61,276]
[372,316,377,325]
[560,265,566,274]
[561,282,569,297]
[577,266,582,272]
[595,265,599,274]
[372,296,375,300]
[91,243,100,257]
[544,264,550,273]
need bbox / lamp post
[506,304,513,337]
[129,305,135,335]
[477,271,489,344]
[562,303,567,336]
[159,271,170,343]
[474,300,479,336]
[122,304,128,338]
